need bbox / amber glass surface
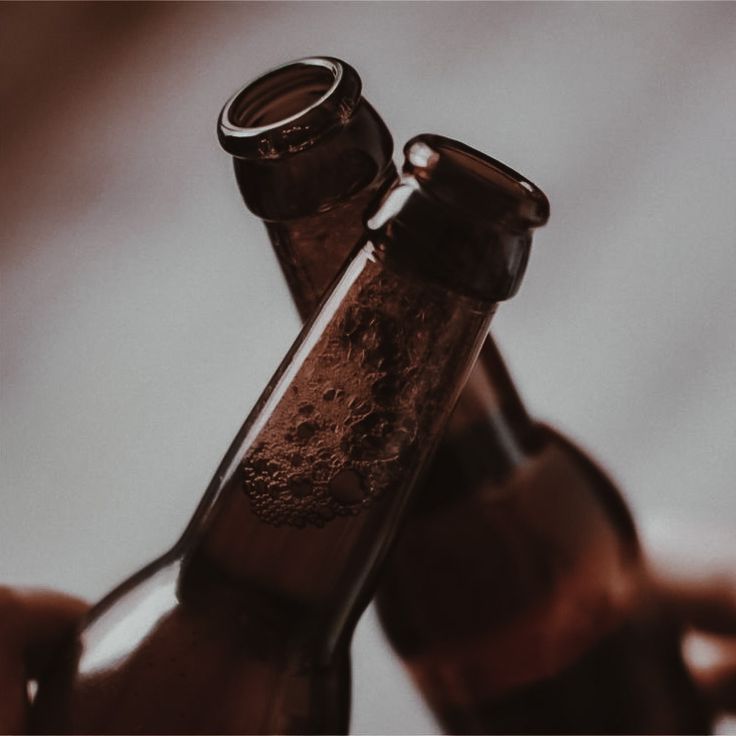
[225,58,712,734]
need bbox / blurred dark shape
[1,5,164,147]
[0,4,171,262]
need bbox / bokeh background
[2,2,735,732]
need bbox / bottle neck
[456,338,541,462]
[179,244,495,655]
[264,163,397,320]
[232,98,394,221]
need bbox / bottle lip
[218,57,362,160]
[402,134,550,230]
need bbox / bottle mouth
[403,134,550,230]
[218,57,362,159]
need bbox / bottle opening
[219,58,362,159]
[230,63,337,128]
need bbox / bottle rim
[402,134,550,230]
[218,57,362,160]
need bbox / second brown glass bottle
[222,57,712,734]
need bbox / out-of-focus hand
[0,587,88,735]
[646,519,736,725]
[653,569,736,721]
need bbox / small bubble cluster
[241,262,469,528]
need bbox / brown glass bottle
[29,90,543,734]
[224,59,712,734]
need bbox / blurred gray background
[2,2,735,732]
